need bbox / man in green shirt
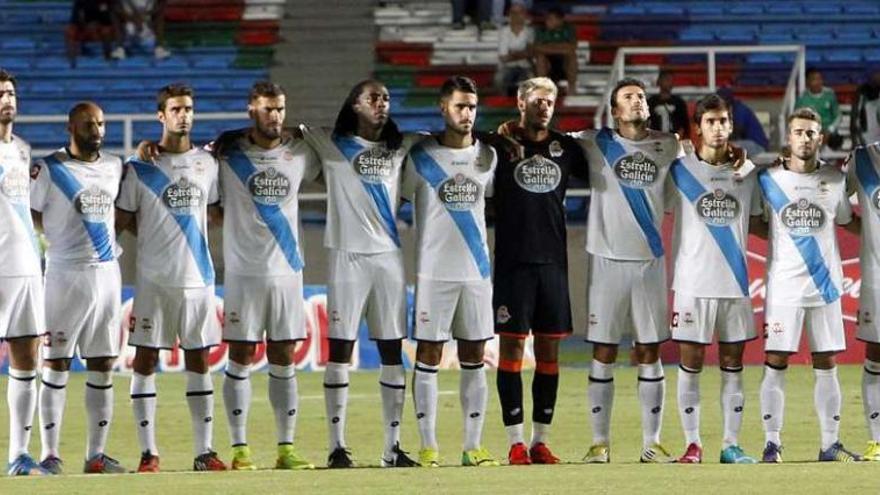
[795,68,842,149]
[534,7,577,94]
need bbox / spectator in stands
[647,71,689,138]
[66,0,125,67]
[495,2,533,97]
[718,87,769,156]
[490,0,533,27]
[452,0,492,31]
[795,68,841,149]
[119,0,170,59]
[533,7,577,95]
[851,68,880,147]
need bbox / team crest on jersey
[352,147,394,184]
[780,198,825,235]
[162,176,205,214]
[438,173,480,210]
[514,155,561,193]
[75,186,114,222]
[496,305,511,324]
[613,152,658,188]
[872,188,880,211]
[695,189,740,226]
[548,140,563,158]
[0,166,28,200]
[248,167,291,205]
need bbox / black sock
[532,371,559,425]
[497,369,524,426]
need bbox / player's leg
[7,336,42,475]
[634,343,673,463]
[38,357,70,473]
[325,339,355,467]
[413,341,443,465]
[82,357,123,473]
[265,341,312,470]
[184,348,225,471]
[458,340,498,467]
[717,297,757,464]
[676,342,704,463]
[760,304,802,463]
[497,336,528,463]
[375,339,415,467]
[863,343,880,460]
[586,342,616,463]
[223,342,256,470]
[130,346,160,472]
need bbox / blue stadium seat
[765,5,802,15]
[845,4,880,15]
[823,50,862,63]
[608,5,645,16]
[726,5,763,16]
[758,33,794,43]
[804,5,841,16]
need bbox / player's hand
[728,143,747,170]
[771,146,791,168]
[497,120,520,138]
[135,140,160,162]
[678,138,695,155]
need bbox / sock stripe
[130,392,157,399]
[185,390,214,397]
[86,382,113,390]
[588,376,613,383]
[11,373,36,381]
[535,361,559,375]
[764,361,788,371]
[225,371,248,381]
[41,379,66,390]
[379,381,406,390]
[498,359,523,373]
[679,364,701,374]
[414,364,439,374]
[720,365,744,373]
[323,382,349,389]
[866,367,880,376]
[232,442,247,447]
[278,442,293,446]
[460,362,484,370]
[637,376,665,382]
[268,372,295,381]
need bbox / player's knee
[8,337,39,370]
[328,339,354,364]
[867,342,880,362]
[265,342,294,366]
[533,336,560,363]
[183,349,210,373]
[85,357,114,372]
[132,348,159,374]
[812,352,836,370]
[416,342,443,366]
[764,351,789,369]
[592,343,618,364]
[718,345,744,370]
[499,336,525,362]
[44,358,72,372]
[679,343,705,370]
[228,342,258,365]
[634,343,660,364]
[457,340,485,364]
[376,339,403,365]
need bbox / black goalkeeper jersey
[483,130,589,267]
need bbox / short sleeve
[115,162,140,212]
[29,158,50,212]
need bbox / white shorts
[763,301,845,354]
[327,249,406,341]
[0,275,44,341]
[414,277,493,342]
[671,293,757,345]
[43,262,122,360]
[586,255,669,345]
[858,284,880,344]
[129,276,221,350]
[223,272,306,343]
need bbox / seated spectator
[120,0,170,59]
[490,0,532,27]
[647,71,689,138]
[718,87,769,156]
[795,68,841,149]
[851,68,880,147]
[66,0,125,67]
[451,0,492,31]
[495,2,533,97]
[533,7,577,94]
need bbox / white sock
[505,424,525,446]
[38,368,68,460]
[413,362,439,450]
[186,371,214,456]
[8,368,37,463]
[323,362,349,450]
[268,364,298,445]
[638,361,665,448]
[863,360,880,442]
[222,361,251,447]
[379,364,405,456]
[530,422,550,447]
[720,366,745,449]
[85,371,113,458]
[588,360,614,445]
[677,365,701,447]
[814,367,841,450]
[760,364,786,445]
[460,361,487,452]
[130,372,158,455]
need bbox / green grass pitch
[0,365,877,494]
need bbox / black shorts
[493,262,572,338]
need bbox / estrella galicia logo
[872,187,880,211]
[1,166,28,201]
[162,176,205,214]
[438,174,480,211]
[612,152,658,188]
[75,186,114,222]
[352,147,395,184]
[695,189,740,226]
[514,155,561,193]
[780,198,825,235]
[248,167,290,205]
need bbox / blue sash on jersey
[758,168,840,303]
[595,128,664,257]
[225,147,304,272]
[331,134,401,247]
[669,160,750,296]
[855,148,880,211]
[0,164,40,256]
[129,159,215,285]
[410,143,491,279]
[43,155,114,262]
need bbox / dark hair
[0,69,17,90]
[440,76,478,100]
[249,81,286,102]
[546,6,565,18]
[609,77,645,109]
[693,94,730,125]
[157,83,194,111]
[805,67,821,78]
[787,106,822,125]
[656,70,672,82]
[332,79,402,150]
[68,101,101,122]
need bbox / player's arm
[29,159,47,231]
[115,208,136,235]
[115,162,139,234]
[207,204,223,227]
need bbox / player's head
[156,83,194,136]
[693,94,732,149]
[806,67,823,93]
[439,76,478,136]
[544,7,564,29]
[248,81,286,141]
[656,70,673,93]
[787,107,823,161]
[67,101,105,154]
[517,77,557,131]
[333,79,402,149]
[0,69,18,125]
[508,1,528,23]
[610,77,648,125]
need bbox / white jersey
[668,153,762,298]
[574,127,681,260]
[116,148,219,288]
[403,136,497,282]
[759,163,852,307]
[303,126,417,254]
[0,135,40,277]
[850,143,880,289]
[31,148,123,268]
[219,134,321,277]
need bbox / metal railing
[593,45,806,148]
